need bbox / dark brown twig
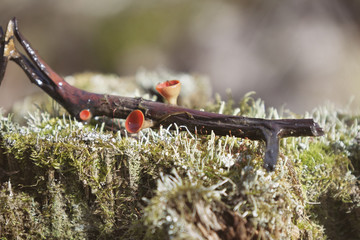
[0,18,324,171]
[0,26,8,85]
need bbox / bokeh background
[1,0,360,113]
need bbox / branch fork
[0,18,324,171]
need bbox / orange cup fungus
[155,80,181,105]
[125,109,153,133]
[79,109,92,121]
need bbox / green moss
[1,72,360,239]
[299,143,334,169]
[0,182,47,239]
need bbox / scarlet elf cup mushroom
[79,109,92,121]
[155,80,181,105]
[125,110,154,133]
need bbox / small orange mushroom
[155,80,181,105]
[79,109,92,121]
[125,109,154,133]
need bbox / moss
[0,71,360,239]
[0,182,47,239]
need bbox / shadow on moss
[311,191,360,240]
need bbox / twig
[0,18,324,171]
[0,26,8,84]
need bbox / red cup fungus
[79,109,92,121]
[125,109,153,133]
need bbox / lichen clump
[0,71,360,239]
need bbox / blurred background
[1,0,360,113]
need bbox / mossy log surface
[1,72,360,239]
